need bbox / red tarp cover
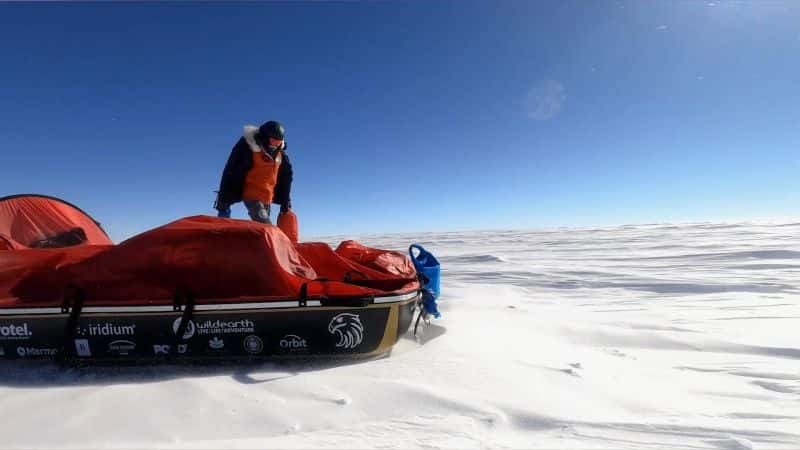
[0,216,418,308]
[0,195,112,248]
[0,234,23,251]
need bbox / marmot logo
[328,313,364,349]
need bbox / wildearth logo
[172,318,196,340]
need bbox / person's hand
[280,204,291,215]
[217,207,231,218]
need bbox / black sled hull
[0,291,419,363]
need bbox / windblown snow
[1,222,799,449]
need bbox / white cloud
[526,80,566,121]
[657,25,668,31]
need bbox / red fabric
[297,242,418,296]
[0,234,24,251]
[0,216,419,307]
[0,195,112,248]
[277,210,299,243]
[0,245,110,307]
[335,240,416,278]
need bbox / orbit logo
[279,334,307,351]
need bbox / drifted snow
[1,222,799,449]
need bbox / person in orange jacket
[214,121,293,224]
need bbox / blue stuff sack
[409,244,441,300]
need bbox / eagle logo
[328,313,364,349]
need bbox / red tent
[0,194,112,249]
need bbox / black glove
[280,203,290,214]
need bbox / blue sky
[1,1,798,242]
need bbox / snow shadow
[0,354,388,388]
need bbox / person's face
[267,137,284,150]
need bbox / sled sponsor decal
[77,322,136,337]
[208,337,224,350]
[108,340,136,356]
[172,318,196,340]
[0,323,33,341]
[328,313,364,349]
[16,347,58,357]
[74,339,91,357]
[172,318,254,339]
[243,335,264,354]
[279,334,307,351]
[153,344,188,355]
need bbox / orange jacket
[243,150,283,204]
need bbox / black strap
[298,278,331,307]
[414,310,424,336]
[298,282,308,307]
[171,288,196,358]
[343,270,368,283]
[418,273,430,285]
[58,285,85,363]
[413,290,426,336]
[299,278,373,307]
